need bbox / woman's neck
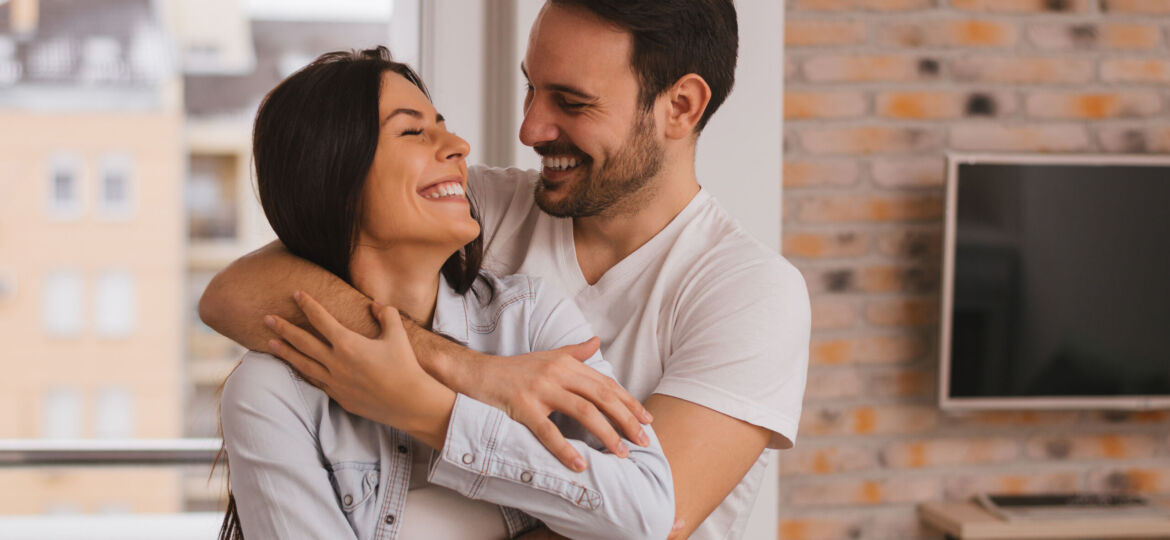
[348,242,452,328]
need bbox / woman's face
[358,71,478,251]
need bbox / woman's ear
[662,73,712,140]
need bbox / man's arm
[201,243,651,462]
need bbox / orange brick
[950,124,1090,152]
[800,404,938,436]
[800,126,944,155]
[884,437,1020,469]
[953,56,1093,84]
[791,0,933,10]
[812,333,928,364]
[785,91,867,119]
[1026,434,1159,460]
[871,157,946,187]
[784,159,860,188]
[1087,410,1170,423]
[803,368,863,400]
[876,91,966,119]
[785,19,868,47]
[786,476,939,506]
[879,19,1018,48]
[780,512,923,540]
[1098,125,1170,153]
[1029,22,1163,50]
[865,297,938,327]
[859,264,939,293]
[1101,24,1163,49]
[811,300,856,330]
[1102,58,1170,83]
[1102,0,1170,13]
[942,471,1081,499]
[779,444,878,475]
[865,367,934,398]
[948,410,1081,428]
[803,54,929,82]
[793,193,943,224]
[1025,91,1161,119]
[783,230,870,258]
[877,227,943,259]
[952,0,1090,12]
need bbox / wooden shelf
[919,501,1170,539]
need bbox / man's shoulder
[468,165,538,194]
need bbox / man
[199,1,809,538]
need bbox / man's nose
[519,97,558,148]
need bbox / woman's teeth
[543,156,580,171]
[421,181,465,199]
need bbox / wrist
[404,379,456,450]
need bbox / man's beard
[534,112,664,218]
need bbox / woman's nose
[440,131,470,161]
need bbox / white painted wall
[425,2,785,538]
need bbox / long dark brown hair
[217,46,486,540]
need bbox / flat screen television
[940,153,1170,410]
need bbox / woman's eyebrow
[382,108,445,126]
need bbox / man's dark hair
[550,0,738,132]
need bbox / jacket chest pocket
[328,462,380,539]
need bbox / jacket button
[342,494,353,506]
[461,453,475,464]
[397,444,409,454]
[520,471,533,483]
[385,514,396,525]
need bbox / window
[94,271,136,337]
[98,154,134,219]
[43,270,83,337]
[95,387,134,439]
[42,387,82,439]
[47,153,83,219]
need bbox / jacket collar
[430,278,469,345]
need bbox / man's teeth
[422,182,465,199]
[542,156,580,171]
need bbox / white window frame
[42,269,84,337]
[94,270,136,338]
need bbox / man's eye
[559,99,586,110]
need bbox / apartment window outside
[42,388,83,439]
[95,387,134,439]
[42,270,83,337]
[47,154,82,219]
[94,271,136,337]
[98,154,134,219]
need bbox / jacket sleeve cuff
[427,393,506,498]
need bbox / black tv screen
[943,155,1170,409]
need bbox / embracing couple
[199,1,810,539]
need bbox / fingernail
[642,409,654,423]
[638,431,650,446]
[267,339,281,351]
[293,290,303,301]
[264,315,276,329]
[618,441,629,457]
[572,457,586,471]
[672,519,684,532]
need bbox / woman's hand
[263,291,455,447]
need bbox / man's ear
[662,73,712,140]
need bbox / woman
[218,47,674,540]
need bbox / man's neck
[349,242,449,327]
[572,159,700,285]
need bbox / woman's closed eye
[400,127,424,136]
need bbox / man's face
[520,3,664,218]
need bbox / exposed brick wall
[781,1,1170,538]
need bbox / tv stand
[919,499,1170,539]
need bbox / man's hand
[263,291,455,448]
[451,339,654,471]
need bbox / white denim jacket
[221,272,674,540]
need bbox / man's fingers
[558,393,629,459]
[527,416,587,472]
[561,336,600,362]
[268,338,331,388]
[265,314,332,365]
[293,290,349,343]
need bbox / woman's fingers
[268,338,331,389]
[571,375,650,447]
[371,302,406,341]
[527,415,587,472]
[557,393,630,459]
[293,290,350,343]
[265,314,333,365]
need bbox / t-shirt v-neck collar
[556,189,710,295]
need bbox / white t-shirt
[468,166,810,540]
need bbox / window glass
[42,271,83,337]
[47,154,82,219]
[98,154,134,218]
[42,387,82,439]
[94,271,136,337]
[95,387,134,439]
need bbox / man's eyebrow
[382,108,445,125]
[520,63,596,101]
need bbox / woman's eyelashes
[400,127,424,136]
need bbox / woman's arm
[220,352,359,540]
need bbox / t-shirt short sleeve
[467,165,536,249]
[653,256,810,449]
